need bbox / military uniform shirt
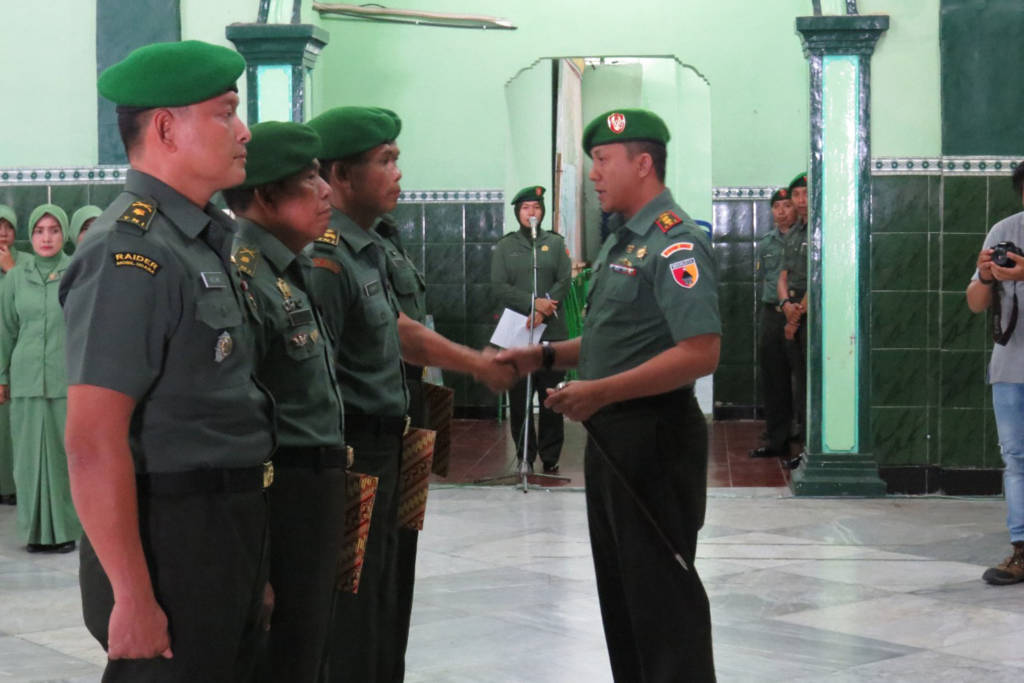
[756,228,788,304]
[306,210,407,417]
[375,218,426,323]
[60,170,274,474]
[490,228,572,340]
[781,219,808,295]
[579,189,720,381]
[233,218,344,448]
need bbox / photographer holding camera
[967,163,1024,586]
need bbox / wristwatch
[541,341,556,371]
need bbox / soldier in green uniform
[306,105,515,682]
[491,185,571,472]
[749,188,799,459]
[0,204,17,505]
[59,41,275,681]
[498,108,720,682]
[222,121,345,683]
[0,203,81,552]
[778,172,809,459]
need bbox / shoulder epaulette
[116,199,158,232]
[232,246,260,277]
[314,228,340,246]
[654,210,683,234]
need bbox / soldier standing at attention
[306,105,515,682]
[750,188,798,459]
[222,121,346,682]
[498,108,720,682]
[778,171,809,457]
[491,185,572,473]
[60,41,275,681]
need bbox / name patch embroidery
[113,251,161,276]
[670,258,699,289]
[660,242,693,259]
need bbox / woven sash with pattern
[422,383,454,476]
[336,470,378,594]
[398,428,435,530]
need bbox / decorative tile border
[871,156,1020,175]
[0,166,130,185]
[399,190,504,203]
[712,186,777,200]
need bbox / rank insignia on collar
[660,242,693,258]
[636,246,648,260]
[315,228,340,246]
[669,258,699,289]
[214,330,233,362]
[626,244,635,254]
[118,200,157,231]
[655,211,683,233]
[234,247,258,277]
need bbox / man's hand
[784,321,799,341]
[544,380,607,422]
[977,248,995,282]
[782,301,803,325]
[533,297,558,318]
[0,246,14,273]
[526,312,545,329]
[475,347,519,393]
[494,345,542,378]
[990,251,1024,282]
[107,594,173,660]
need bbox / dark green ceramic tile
[434,323,466,347]
[988,174,1022,226]
[871,233,928,290]
[714,241,755,284]
[424,244,464,284]
[940,233,985,292]
[424,203,464,243]
[942,176,987,234]
[719,315,754,365]
[753,200,773,238]
[928,176,942,232]
[465,323,497,350]
[927,292,940,350]
[425,285,466,324]
[465,203,504,242]
[927,348,941,408]
[465,378,498,409]
[712,201,753,243]
[927,233,941,291]
[391,203,424,244]
[466,283,497,322]
[86,184,123,209]
[712,363,756,406]
[872,406,929,465]
[872,350,929,406]
[937,407,985,467]
[940,292,987,350]
[465,243,494,284]
[871,291,929,349]
[871,176,929,233]
[939,350,986,408]
[49,186,90,216]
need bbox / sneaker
[982,542,1024,585]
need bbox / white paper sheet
[489,308,546,349]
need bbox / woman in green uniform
[68,205,102,246]
[0,203,81,552]
[0,205,17,505]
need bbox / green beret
[98,40,245,107]
[788,172,808,191]
[69,205,103,243]
[510,186,546,206]
[770,188,791,205]
[28,204,69,236]
[237,121,322,189]
[582,108,670,157]
[0,204,16,231]
[308,106,402,160]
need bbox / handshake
[473,345,533,394]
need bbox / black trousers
[261,463,347,683]
[585,391,715,682]
[508,368,566,467]
[758,305,793,451]
[786,314,808,441]
[326,428,402,683]
[80,489,270,682]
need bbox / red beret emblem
[535,187,543,196]
[607,112,626,134]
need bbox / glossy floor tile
[2,482,1023,681]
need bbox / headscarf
[0,204,17,233]
[69,205,102,244]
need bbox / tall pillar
[226,23,329,124]
[790,14,889,496]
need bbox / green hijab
[27,204,69,251]
[0,204,17,234]
[69,205,102,244]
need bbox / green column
[790,14,889,497]
[226,23,329,124]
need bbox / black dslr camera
[992,241,1024,268]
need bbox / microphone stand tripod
[476,217,570,492]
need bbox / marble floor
[2,484,1023,681]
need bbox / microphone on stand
[529,216,538,241]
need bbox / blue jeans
[992,383,1024,543]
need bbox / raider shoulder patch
[315,228,340,246]
[113,251,161,276]
[312,257,342,274]
[654,210,683,233]
[233,247,260,277]
[660,242,693,259]
[118,199,157,232]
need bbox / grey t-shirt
[974,211,1024,383]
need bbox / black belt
[345,413,410,437]
[137,462,274,496]
[274,446,349,469]
[597,387,694,416]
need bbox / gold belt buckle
[262,461,275,489]
[403,415,411,436]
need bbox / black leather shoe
[542,463,560,474]
[749,447,783,459]
[0,494,15,505]
[783,453,804,470]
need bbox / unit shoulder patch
[669,258,699,289]
[315,228,340,246]
[312,256,342,274]
[117,200,157,232]
[112,251,161,276]
[654,210,683,233]
[660,242,693,258]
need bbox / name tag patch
[113,251,161,276]
[201,271,228,289]
[363,280,382,297]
